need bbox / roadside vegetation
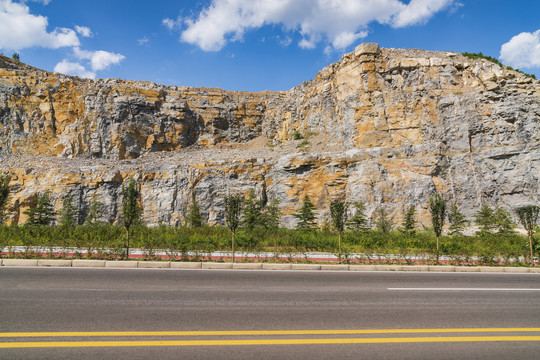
[0,174,538,266]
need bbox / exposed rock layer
[1,43,539,227]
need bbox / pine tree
[24,191,56,226]
[0,173,10,225]
[347,202,369,231]
[225,193,242,263]
[374,207,393,233]
[12,52,20,61]
[186,192,203,227]
[401,206,416,234]
[121,178,142,259]
[475,205,496,233]
[448,203,468,235]
[293,195,317,229]
[262,199,281,229]
[241,189,262,231]
[494,207,515,234]
[85,197,104,225]
[59,196,78,227]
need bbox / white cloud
[75,25,93,37]
[54,60,95,79]
[391,0,452,28]
[500,29,540,69]
[162,18,178,30]
[138,36,150,46]
[73,47,125,71]
[0,0,79,50]
[177,0,455,52]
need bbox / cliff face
[1,43,539,227]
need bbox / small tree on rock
[347,201,369,231]
[294,195,317,229]
[401,206,416,234]
[121,178,142,259]
[448,203,468,235]
[515,205,540,265]
[494,207,515,234]
[374,207,393,233]
[186,192,203,227]
[24,191,56,226]
[225,193,242,263]
[12,52,20,61]
[262,199,281,229]
[242,189,263,231]
[59,196,78,227]
[85,197,105,225]
[429,193,446,262]
[0,173,10,225]
[330,200,347,263]
[475,205,496,234]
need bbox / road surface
[0,267,539,359]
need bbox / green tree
[59,196,78,227]
[515,205,540,265]
[24,191,56,226]
[448,203,468,235]
[85,197,105,225]
[12,52,20,61]
[374,207,393,233]
[347,201,369,231]
[242,189,263,231]
[494,207,515,234]
[0,173,10,225]
[121,178,142,259]
[330,200,347,263]
[401,206,416,234]
[293,195,317,229]
[475,205,496,233]
[225,193,242,263]
[262,199,281,229]
[186,192,203,227]
[429,193,446,261]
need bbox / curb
[0,259,537,273]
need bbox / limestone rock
[0,43,539,228]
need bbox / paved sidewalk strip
[0,259,538,273]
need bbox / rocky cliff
[1,43,539,227]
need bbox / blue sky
[1,0,539,92]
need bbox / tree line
[0,173,538,264]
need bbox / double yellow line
[1,328,539,348]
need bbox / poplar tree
[429,193,446,262]
[225,193,242,263]
[515,205,540,265]
[330,200,347,263]
[121,178,142,259]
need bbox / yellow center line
[1,336,540,348]
[1,328,540,338]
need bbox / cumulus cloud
[54,60,95,79]
[73,47,125,71]
[175,0,454,52]
[500,29,540,69]
[0,0,79,50]
[75,25,93,37]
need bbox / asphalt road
[0,267,539,359]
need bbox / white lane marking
[388,288,540,291]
